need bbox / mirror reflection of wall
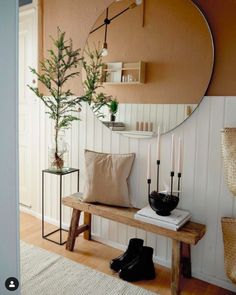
[83,0,214,137]
[101,103,197,137]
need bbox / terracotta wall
[41,0,113,96]
[87,0,213,104]
[41,0,236,97]
[41,0,214,104]
[193,0,236,96]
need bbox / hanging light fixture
[90,1,143,56]
[101,8,110,56]
[135,0,143,5]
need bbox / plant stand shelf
[42,168,79,245]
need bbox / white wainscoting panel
[100,103,197,133]
[25,96,236,292]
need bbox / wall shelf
[102,61,146,84]
[116,130,154,139]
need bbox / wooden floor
[20,212,234,295]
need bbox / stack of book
[134,206,191,231]
[103,121,125,131]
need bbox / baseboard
[192,272,236,293]
[20,205,70,230]
[20,207,236,293]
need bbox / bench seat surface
[62,194,206,245]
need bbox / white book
[135,206,191,226]
[134,213,190,231]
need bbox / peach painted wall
[41,0,113,96]
[87,0,213,104]
[41,0,214,104]
[194,0,236,96]
[41,0,236,98]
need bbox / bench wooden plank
[171,240,181,295]
[63,194,206,295]
[62,194,206,245]
[66,208,80,251]
[83,212,91,240]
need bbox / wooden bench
[62,194,206,295]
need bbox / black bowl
[148,191,179,216]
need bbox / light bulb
[101,42,108,57]
[135,0,142,5]
[101,48,108,57]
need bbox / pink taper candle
[156,126,160,161]
[147,143,151,179]
[171,134,175,172]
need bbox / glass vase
[48,129,69,172]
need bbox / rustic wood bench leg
[66,209,81,251]
[171,239,181,295]
[83,212,92,240]
[181,243,192,278]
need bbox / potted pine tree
[29,31,117,171]
[28,28,83,171]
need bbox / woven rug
[20,241,158,295]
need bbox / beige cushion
[82,149,135,207]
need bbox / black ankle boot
[119,246,156,282]
[110,238,143,272]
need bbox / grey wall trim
[0,0,20,294]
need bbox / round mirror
[82,0,214,138]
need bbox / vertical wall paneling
[117,130,129,245]
[190,98,211,273]
[102,103,197,134]
[202,97,225,276]
[24,96,236,292]
[92,105,103,237]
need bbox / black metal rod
[156,160,160,193]
[177,172,181,197]
[90,6,130,34]
[170,171,174,196]
[77,170,80,192]
[43,228,61,238]
[104,24,108,44]
[90,22,105,34]
[104,8,109,43]
[147,178,151,197]
[44,236,67,246]
[109,6,130,22]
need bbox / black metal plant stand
[42,168,80,245]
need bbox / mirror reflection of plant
[28,28,85,170]
[82,44,119,119]
[109,99,119,115]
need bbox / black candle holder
[147,161,182,216]
[147,178,151,197]
[177,172,181,197]
[170,171,174,197]
[156,160,160,193]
